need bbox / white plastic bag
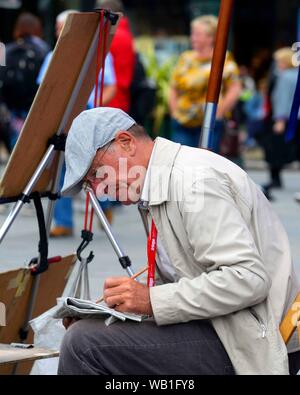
[30,305,65,375]
[30,258,91,375]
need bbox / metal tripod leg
[0,146,56,244]
[86,187,135,278]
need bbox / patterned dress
[171,50,239,128]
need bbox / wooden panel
[0,303,5,326]
[0,12,118,198]
[0,269,32,347]
[0,255,76,374]
[32,255,77,318]
[0,344,59,366]
[280,293,300,344]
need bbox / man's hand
[104,277,153,316]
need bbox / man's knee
[58,319,113,375]
[58,320,90,375]
[61,320,80,350]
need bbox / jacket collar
[147,137,181,206]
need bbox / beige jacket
[148,138,300,375]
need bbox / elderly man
[59,107,300,375]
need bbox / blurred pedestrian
[0,12,49,149]
[0,103,11,157]
[169,15,241,152]
[97,0,156,126]
[37,10,116,237]
[261,48,300,194]
[235,65,256,147]
[243,79,268,147]
[96,0,135,113]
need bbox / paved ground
[0,169,299,301]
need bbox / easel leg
[86,188,135,277]
[0,146,56,244]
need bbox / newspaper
[54,297,144,323]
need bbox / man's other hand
[104,277,153,316]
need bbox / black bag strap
[32,192,49,276]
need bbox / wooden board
[0,255,76,374]
[0,12,119,198]
[0,344,59,366]
[280,293,300,344]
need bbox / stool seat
[0,344,59,366]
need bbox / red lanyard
[147,219,157,287]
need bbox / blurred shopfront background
[0,0,299,139]
[1,0,299,57]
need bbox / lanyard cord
[147,219,157,287]
[84,193,93,232]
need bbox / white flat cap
[62,107,136,196]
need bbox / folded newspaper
[54,297,144,323]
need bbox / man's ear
[115,131,136,156]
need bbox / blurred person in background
[235,65,256,148]
[97,0,156,127]
[169,15,241,152]
[261,48,300,196]
[96,0,135,113]
[250,48,273,85]
[243,78,268,148]
[0,103,11,158]
[0,12,49,149]
[37,10,116,238]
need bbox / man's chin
[120,199,138,206]
[116,191,141,206]
[121,201,132,206]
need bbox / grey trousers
[58,318,235,375]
